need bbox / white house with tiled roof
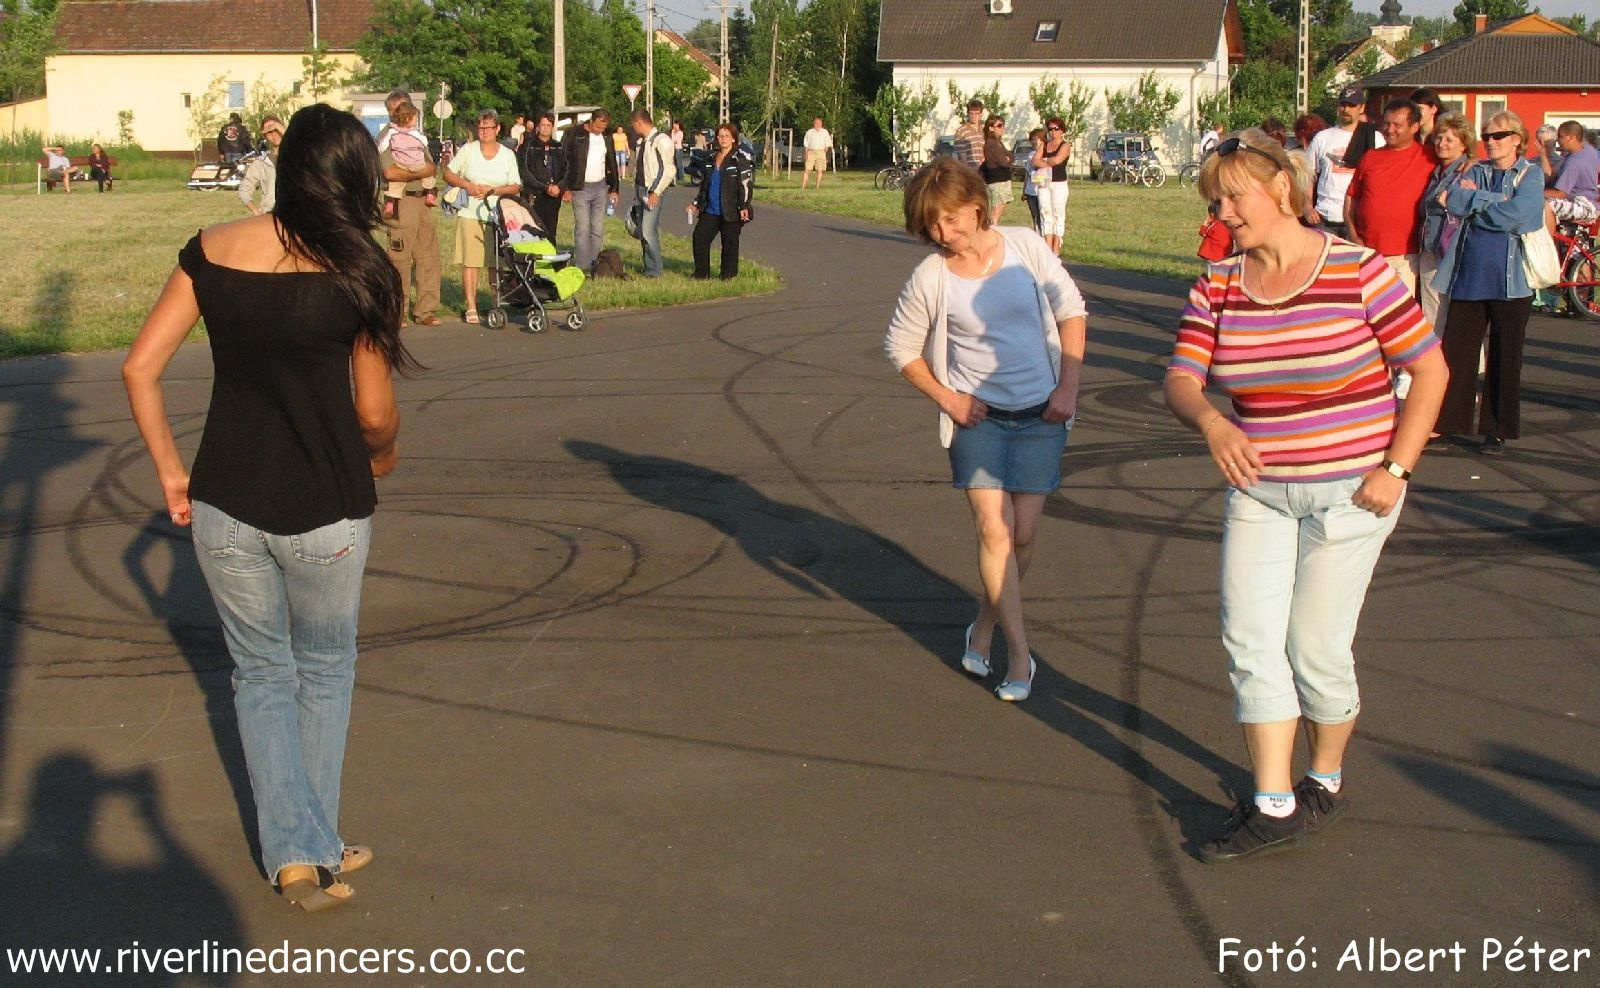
[877,0,1244,166]
[46,0,376,153]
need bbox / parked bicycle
[874,152,923,191]
[1100,155,1166,188]
[1554,218,1600,322]
[1177,160,1202,188]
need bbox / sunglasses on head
[1481,130,1515,141]
[1216,136,1282,168]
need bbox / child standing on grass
[378,102,435,218]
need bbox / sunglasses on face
[1481,130,1515,141]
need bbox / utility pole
[645,0,655,118]
[554,0,567,108]
[715,0,731,123]
[1296,0,1310,115]
[765,16,778,172]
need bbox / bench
[35,153,118,193]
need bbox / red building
[1360,13,1600,151]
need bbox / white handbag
[1519,225,1561,289]
[1510,163,1561,289]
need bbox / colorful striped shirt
[1168,236,1439,482]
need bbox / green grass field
[758,169,1208,285]
[0,179,779,359]
[0,165,1207,359]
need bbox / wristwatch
[1380,459,1411,481]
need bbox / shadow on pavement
[0,753,242,985]
[122,512,262,875]
[566,440,1224,844]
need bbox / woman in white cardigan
[884,158,1088,701]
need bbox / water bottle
[686,206,695,229]
[606,198,615,217]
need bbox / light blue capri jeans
[1220,476,1401,725]
[190,499,371,880]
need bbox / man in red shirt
[1344,98,1437,297]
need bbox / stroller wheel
[484,307,507,329]
[523,312,548,333]
[564,311,586,331]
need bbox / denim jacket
[1431,158,1545,299]
[1419,156,1472,257]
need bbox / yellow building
[47,0,376,153]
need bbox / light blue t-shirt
[944,243,1055,409]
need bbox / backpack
[593,248,626,279]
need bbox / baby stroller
[483,196,587,332]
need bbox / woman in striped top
[1163,130,1448,864]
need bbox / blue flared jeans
[190,500,370,880]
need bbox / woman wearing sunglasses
[1036,117,1072,254]
[1164,129,1447,863]
[1428,111,1546,455]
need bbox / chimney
[1474,13,1488,33]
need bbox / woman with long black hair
[123,104,418,912]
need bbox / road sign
[622,83,642,108]
[433,99,454,120]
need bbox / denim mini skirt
[948,405,1071,493]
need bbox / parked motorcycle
[185,149,265,192]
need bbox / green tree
[186,74,230,158]
[868,80,937,158]
[651,41,711,125]
[1451,0,1527,33]
[245,77,299,133]
[1104,71,1180,139]
[1060,80,1094,142]
[946,79,1005,123]
[1026,76,1066,124]
[356,0,542,134]
[0,0,54,104]
[301,40,348,103]
[793,0,880,153]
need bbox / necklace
[1252,235,1317,310]
[975,232,1002,277]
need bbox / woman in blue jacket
[1431,111,1547,454]
[688,123,754,280]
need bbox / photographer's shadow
[567,441,1224,842]
[0,754,241,985]
[123,513,260,875]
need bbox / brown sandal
[278,865,355,913]
[340,844,373,874]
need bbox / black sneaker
[1479,434,1505,455]
[1199,801,1307,864]
[1293,776,1349,834]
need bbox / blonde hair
[1483,110,1528,156]
[902,157,990,244]
[1194,128,1312,217]
[1431,112,1474,159]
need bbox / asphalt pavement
[0,199,1597,985]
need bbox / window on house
[292,81,303,95]
[1476,96,1507,136]
[1035,21,1060,42]
[1439,96,1465,117]
[181,93,191,109]
[227,82,245,109]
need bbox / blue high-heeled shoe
[960,622,991,678]
[995,656,1037,702]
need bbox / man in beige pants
[378,90,443,326]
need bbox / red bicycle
[1554,218,1600,322]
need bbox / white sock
[1308,768,1342,794]
[1255,791,1296,818]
